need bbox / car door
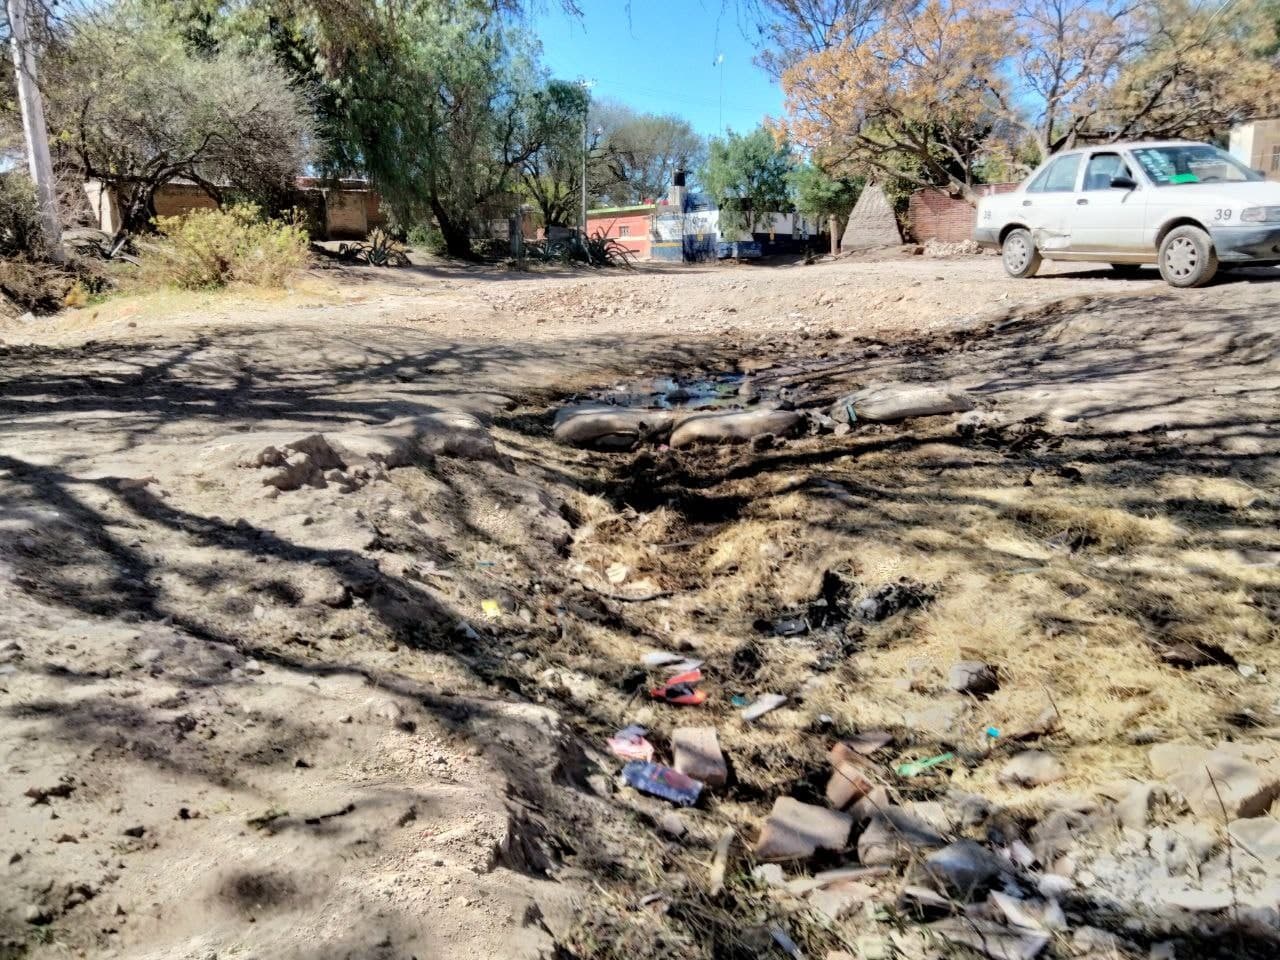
[1020,153,1083,252]
[1068,151,1148,254]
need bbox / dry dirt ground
[2,251,1280,960]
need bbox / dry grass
[532,413,1280,836]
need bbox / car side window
[1027,155,1082,193]
[1083,153,1132,191]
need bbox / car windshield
[1130,144,1263,186]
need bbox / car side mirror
[1110,175,1137,190]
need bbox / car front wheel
[1001,228,1042,279]
[1158,226,1218,288]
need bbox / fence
[906,182,1018,243]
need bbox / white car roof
[1053,140,1201,154]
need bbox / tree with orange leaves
[780,0,1009,203]
[773,0,1279,204]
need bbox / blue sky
[532,1,785,139]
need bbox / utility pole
[578,78,594,250]
[7,0,64,262]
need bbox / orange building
[584,204,654,259]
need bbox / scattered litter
[896,752,954,777]
[740,693,787,722]
[642,650,686,668]
[606,562,630,585]
[730,694,751,708]
[621,761,703,806]
[854,579,933,622]
[481,599,501,619]
[475,560,497,568]
[842,730,894,755]
[607,725,655,762]
[770,618,809,637]
[650,668,707,705]
[768,924,805,959]
[642,650,704,673]
[708,826,735,895]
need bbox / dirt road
[2,253,1279,959]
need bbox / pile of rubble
[597,649,1280,958]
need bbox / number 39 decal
[1214,208,1233,221]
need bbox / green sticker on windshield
[1170,173,1199,184]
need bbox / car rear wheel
[1109,263,1143,276]
[1001,228,1041,279]
[1158,226,1218,288]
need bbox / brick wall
[906,183,1018,242]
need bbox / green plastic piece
[895,752,955,777]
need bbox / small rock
[904,700,966,737]
[808,880,874,921]
[122,825,145,838]
[916,839,1005,901]
[897,884,951,920]
[1073,927,1124,954]
[24,904,53,925]
[1161,745,1280,819]
[605,563,629,585]
[1157,886,1234,912]
[1116,782,1166,830]
[948,660,999,696]
[930,918,1049,960]
[755,797,853,861]
[658,812,688,839]
[999,750,1066,788]
[1036,873,1073,897]
[672,727,728,788]
[136,647,162,664]
[858,807,946,866]
[752,863,786,887]
[837,731,894,756]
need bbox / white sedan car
[974,140,1280,287]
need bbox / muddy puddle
[578,373,750,410]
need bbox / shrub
[406,222,448,256]
[0,172,44,258]
[139,204,309,289]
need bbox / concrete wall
[153,182,219,219]
[906,183,1018,243]
[1230,120,1280,182]
[83,178,388,238]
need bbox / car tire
[1001,228,1042,279]
[1109,263,1143,276]
[1158,225,1218,288]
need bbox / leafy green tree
[42,1,313,233]
[155,0,578,257]
[790,161,861,238]
[520,80,590,229]
[703,126,794,236]
[590,99,706,204]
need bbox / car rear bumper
[1210,225,1280,263]
[973,226,999,249]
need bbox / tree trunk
[429,195,473,259]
